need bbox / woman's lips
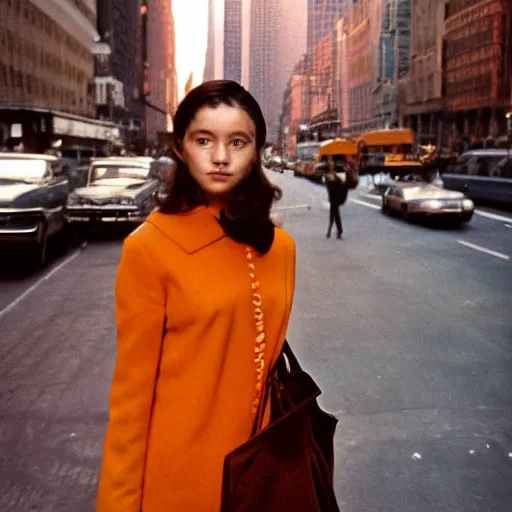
[208,172,232,182]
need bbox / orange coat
[96,206,296,511]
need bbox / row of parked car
[0,152,174,268]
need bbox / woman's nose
[212,143,229,166]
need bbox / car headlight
[462,199,474,210]
[420,199,444,209]
[118,197,135,205]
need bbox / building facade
[307,0,346,53]
[310,33,336,121]
[347,0,373,132]
[249,0,280,143]
[203,0,216,82]
[336,16,350,130]
[224,0,242,83]
[143,0,177,144]
[443,0,512,141]
[0,0,120,152]
[95,0,144,145]
[405,0,445,145]
[203,0,225,82]
[278,81,292,154]
[371,0,411,129]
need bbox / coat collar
[146,207,227,254]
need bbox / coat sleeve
[97,234,166,512]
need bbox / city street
[1,171,511,511]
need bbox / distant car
[382,176,474,223]
[284,157,300,171]
[65,157,160,224]
[441,149,511,206]
[0,152,69,267]
[267,156,284,173]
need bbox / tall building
[275,0,307,136]
[371,0,412,128]
[405,0,445,145]
[143,0,177,144]
[347,0,374,133]
[224,0,243,82]
[307,0,345,53]
[0,0,119,152]
[443,0,512,141]
[95,0,143,144]
[203,0,216,82]
[249,0,280,143]
[336,15,350,130]
[310,33,336,122]
[203,0,224,82]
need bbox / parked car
[267,155,284,173]
[382,175,474,224]
[284,157,300,171]
[65,157,160,225]
[441,149,511,207]
[154,156,177,203]
[0,152,69,266]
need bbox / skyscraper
[224,0,243,82]
[203,0,225,82]
[203,0,216,81]
[249,0,280,142]
[144,0,177,142]
[96,0,143,139]
[307,0,346,53]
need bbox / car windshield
[90,165,149,184]
[0,158,49,181]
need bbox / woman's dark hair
[159,80,282,221]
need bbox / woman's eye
[232,139,246,148]
[196,138,210,146]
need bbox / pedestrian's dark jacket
[325,173,348,206]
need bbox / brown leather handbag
[220,341,340,512]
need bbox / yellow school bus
[356,129,422,176]
[317,139,358,161]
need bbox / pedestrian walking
[96,80,296,511]
[324,157,348,239]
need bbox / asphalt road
[0,171,511,511]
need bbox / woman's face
[180,103,257,207]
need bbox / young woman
[96,80,296,511]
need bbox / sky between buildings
[173,0,307,134]
[172,0,209,102]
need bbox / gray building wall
[249,0,280,143]
[224,0,242,83]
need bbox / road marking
[457,240,510,261]
[474,210,512,223]
[349,199,381,210]
[0,248,83,321]
[360,192,382,201]
[504,224,512,229]
[274,204,312,211]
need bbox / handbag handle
[250,340,301,437]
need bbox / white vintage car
[66,157,160,224]
[382,176,474,224]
